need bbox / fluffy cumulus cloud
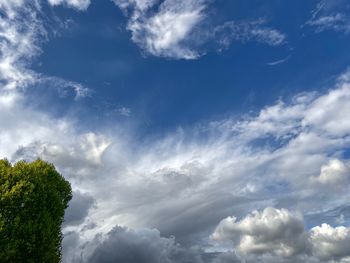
[311,159,350,188]
[211,207,308,257]
[212,207,350,262]
[111,0,286,59]
[310,224,350,262]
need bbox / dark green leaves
[0,159,72,263]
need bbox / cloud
[47,0,91,10]
[0,0,43,90]
[1,2,350,261]
[115,0,207,59]
[0,0,90,96]
[3,69,350,262]
[64,191,96,226]
[214,20,286,50]
[111,0,286,59]
[212,207,350,262]
[2,69,350,262]
[311,159,350,188]
[86,226,204,263]
[306,1,350,34]
[211,207,309,257]
[310,224,350,262]
[307,14,350,33]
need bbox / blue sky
[31,0,350,133]
[1,0,350,262]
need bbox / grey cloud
[62,231,81,263]
[87,226,204,263]
[210,252,241,263]
[64,191,96,226]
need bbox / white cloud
[211,207,308,257]
[303,84,350,136]
[0,0,43,91]
[111,0,286,59]
[0,1,90,96]
[1,2,350,261]
[3,70,350,262]
[112,0,159,12]
[306,2,350,34]
[212,207,350,262]
[312,159,349,187]
[214,20,286,49]
[132,8,203,59]
[124,0,207,59]
[310,224,350,262]
[47,0,91,10]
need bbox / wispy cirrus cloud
[306,1,350,34]
[0,0,44,90]
[214,20,286,51]
[0,0,90,97]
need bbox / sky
[1,0,350,262]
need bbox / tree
[0,159,72,263]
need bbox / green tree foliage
[0,159,72,263]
